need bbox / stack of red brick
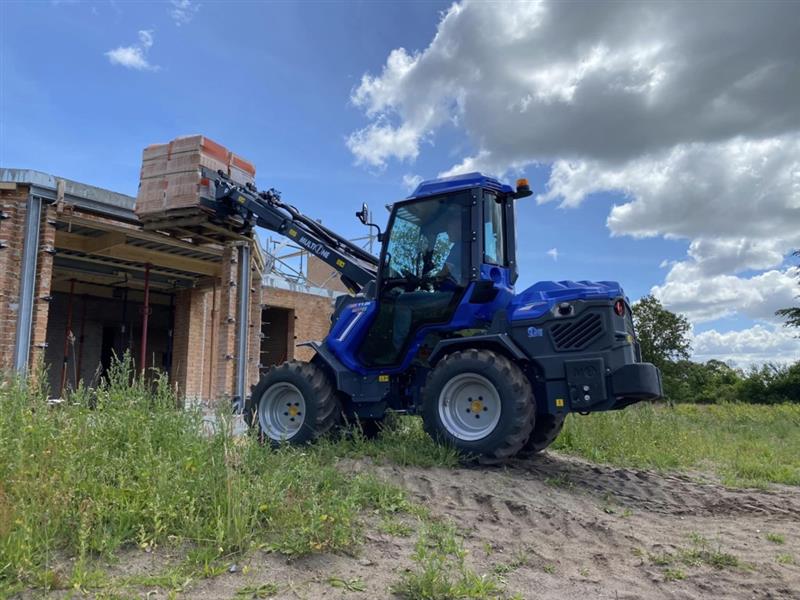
[135,135,256,220]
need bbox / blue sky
[2,1,798,364]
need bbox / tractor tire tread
[519,413,566,456]
[249,360,340,445]
[422,349,535,462]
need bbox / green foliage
[236,582,279,598]
[553,403,800,487]
[328,576,366,592]
[632,295,692,372]
[666,360,800,405]
[629,293,799,403]
[648,533,740,575]
[735,362,800,404]
[392,521,506,599]
[0,356,409,592]
[385,217,451,278]
[632,295,699,400]
[335,412,461,468]
[775,250,800,329]
[667,359,740,403]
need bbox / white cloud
[348,1,800,363]
[402,174,423,192]
[170,0,199,26]
[653,266,799,323]
[537,137,800,319]
[346,121,420,168]
[546,248,558,261]
[105,30,159,71]
[692,324,800,367]
[348,1,800,170]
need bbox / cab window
[483,192,506,265]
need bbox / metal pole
[140,263,151,375]
[59,279,76,396]
[13,193,42,374]
[234,243,251,412]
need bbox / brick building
[0,169,339,406]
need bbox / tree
[667,359,742,404]
[632,295,692,373]
[776,250,800,329]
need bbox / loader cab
[357,172,524,368]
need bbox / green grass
[2,359,798,596]
[236,582,279,598]
[333,413,461,468]
[663,568,685,582]
[648,533,741,574]
[0,357,410,595]
[776,553,795,565]
[392,521,508,600]
[553,402,800,487]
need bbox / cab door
[358,191,474,368]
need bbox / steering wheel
[400,269,433,292]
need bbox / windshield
[382,194,470,284]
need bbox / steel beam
[234,243,252,412]
[13,193,43,374]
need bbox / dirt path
[35,453,797,599]
[179,453,800,599]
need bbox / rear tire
[519,413,566,456]
[421,349,534,461]
[246,360,340,445]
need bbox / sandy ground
[26,452,800,599]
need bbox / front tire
[519,413,565,456]
[246,361,340,445]
[421,349,535,461]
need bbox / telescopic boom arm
[211,171,379,294]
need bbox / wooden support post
[140,263,151,375]
[59,279,76,397]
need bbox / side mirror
[356,202,369,225]
[355,202,384,242]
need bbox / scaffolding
[258,226,376,374]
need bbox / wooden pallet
[140,207,252,244]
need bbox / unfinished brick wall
[172,285,220,404]
[0,185,28,372]
[171,241,263,406]
[306,255,349,293]
[214,243,238,403]
[261,287,335,362]
[248,262,263,394]
[30,204,56,370]
[0,179,265,405]
[0,185,55,375]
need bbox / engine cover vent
[550,313,604,351]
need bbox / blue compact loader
[209,171,662,460]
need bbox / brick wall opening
[261,307,293,369]
[44,287,175,396]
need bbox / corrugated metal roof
[0,168,137,221]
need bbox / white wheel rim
[258,382,306,441]
[438,373,501,441]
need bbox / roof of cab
[407,172,514,199]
